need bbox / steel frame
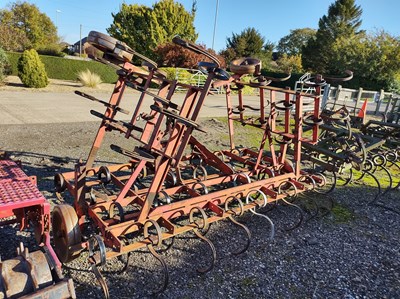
[54,35,336,297]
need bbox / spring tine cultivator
[50,32,398,297]
[295,73,400,205]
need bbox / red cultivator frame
[0,152,76,299]
[53,32,332,298]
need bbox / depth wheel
[52,204,82,263]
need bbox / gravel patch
[0,121,399,299]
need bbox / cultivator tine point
[189,207,217,273]
[144,220,169,294]
[88,235,109,298]
[246,190,275,240]
[227,215,252,255]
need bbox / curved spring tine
[377,165,393,195]
[192,229,217,273]
[160,236,175,252]
[91,264,110,299]
[364,171,382,204]
[388,161,400,189]
[147,243,169,295]
[116,252,131,273]
[280,198,304,231]
[115,236,131,273]
[249,208,275,240]
[227,215,251,255]
[336,166,353,186]
[300,195,320,222]
[189,207,216,273]
[313,171,337,195]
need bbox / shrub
[77,69,102,88]
[7,52,118,83]
[0,48,10,82]
[17,49,49,88]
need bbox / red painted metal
[53,33,328,297]
[0,160,46,218]
[0,156,76,298]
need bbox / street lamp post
[212,0,219,50]
[56,9,61,28]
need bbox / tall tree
[0,1,58,51]
[108,0,198,59]
[302,0,363,73]
[331,30,400,91]
[221,27,273,69]
[226,27,265,58]
[277,28,316,56]
[107,4,152,58]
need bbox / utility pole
[79,24,82,57]
[212,0,219,50]
[56,10,61,28]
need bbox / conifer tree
[302,0,363,73]
[17,49,49,88]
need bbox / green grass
[208,116,264,149]
[331,203,355,224]
[7,52,118,83]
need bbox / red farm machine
[49,32,346,298]
[2,30,398,298]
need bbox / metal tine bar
[75,90,130,115]
[90,110,143,133]
[125,80,181,110]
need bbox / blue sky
[1,0,399,52]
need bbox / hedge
[6,51,387,91]
[7,52,118,83]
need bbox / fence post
[384,93,393,115]
[374,89,385,115]
[355,87,363,115]
[333,85,342,110]
[321,84,330,109]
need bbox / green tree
[222,27,273,70]
[151,0,197,45]
[0,10,30,51]
[18,49,48,88]
[332,31,400,91]
[302,0,363,73]
[0,1,58,51]
[107,0,198,59]
[275,54,304,73]
[0,48,10,82]
[277,28,316,56]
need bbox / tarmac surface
[0,90,264,124]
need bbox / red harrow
[51,32,343,297]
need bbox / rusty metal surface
[0,246,76,299]
[0,249,52,298]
